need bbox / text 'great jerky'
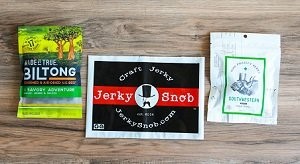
[17,26,83,119]
[86,56,205,140]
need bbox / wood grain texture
[0,0,299,163]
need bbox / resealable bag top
[208,32,281,125]
[17,26,83,118]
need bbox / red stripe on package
[93,86,198,107]
[93,86,137,105]
[156,87,198,107]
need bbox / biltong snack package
[208,32,281,125]
[86,56,205,139]
[17,26,83,118]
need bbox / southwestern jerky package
[86,56,205,139]
[17,26,83,118]
[208,32,281,124]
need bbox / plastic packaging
[17,26,83,118]
[86,56,205,139]
[208,32,281,124]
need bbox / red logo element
[93,86,199,107]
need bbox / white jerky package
[208,32,281,125]
[86,56,205,139]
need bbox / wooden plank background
[0,0,299,163]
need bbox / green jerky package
[17,26,83,118]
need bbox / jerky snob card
[86,56,205,139]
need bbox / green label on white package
[222,56,266,116]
